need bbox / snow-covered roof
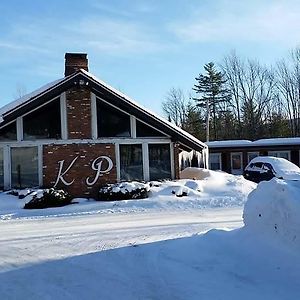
[0,78,65,120]
[0,69,206,150]
[81,69,207,150]
[207,138,300,148]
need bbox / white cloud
[169,1,300,46]
[0,16,164,58]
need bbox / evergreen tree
[193,62,231,141]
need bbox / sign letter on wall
[54,156,79,187]
[86,156,113,186]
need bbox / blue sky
[0,0,299,116]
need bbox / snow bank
[243,178,300,250]
[180,167,210,180]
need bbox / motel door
[231,152,243,175]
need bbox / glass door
[231,152,243,175]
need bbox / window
[0,148,3,189]
[209,153,222,170]
[97,100,131,137]
[11,147,39,188]
[23,98,61,140]
[248,152,259,163]
[0,122,17,141]
[148,144,171,180]
[136,120,165,137]
[120,144,143,180]
[268,151,290,160]
[231,152,243,175]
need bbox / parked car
[243,156,300,183]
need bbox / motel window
[0,148,3,189]
[23,98,61,140]
[268,151,290,161]
[136,120,165,137]
[11,147,39,188]
[209,153,221,170]
[0,122,17,141]
[248,152,259,163]
[148,144,171,180]
[97,100,131,137]
[120,144,143,180]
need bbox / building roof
[206,138,300,149]
[0,69,207,152]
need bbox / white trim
[0,137,172,147]
[230,152,243,175]
[268,150,291,161]
[16,117,23,141]
[142,143,149,181]
[91,93,98,139]
[60,92,68,140]
[135,117,170,138]
[97,96,131,117]
[0,119,17,131]
[115,142,120,181]
[130,116,136,138]
[170,143,175,179]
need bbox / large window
[209,153,221,170]
[11,147,39,188]
[0,122,17,141]
[268,151,290,160]
[23,98,61,140]
[97,100,131,137]
[0,148,3,189]
[120,144,143,180]
[149,144,171,180]
[136,120,165,137]
[248,152,259,163]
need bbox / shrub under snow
[98,181,150,201]
[24,188,73,209]
[243,178,300,250]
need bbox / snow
[246,156,300,180]
[0,78,64,121]
[244,178,300,251]
[207,137,300,148]
[1,170,300,299]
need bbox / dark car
[243,156,300,183]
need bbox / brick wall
[43,143,117,198]
[66,87,92,139]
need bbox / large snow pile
[243,178,300,250]
[0,169,256,220]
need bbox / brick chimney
[65,53,88,76]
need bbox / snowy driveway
[0,207,242,273]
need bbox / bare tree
[14,83,27,99]
[162,88,189,127]
[222,53,276,139]
[277,48,300,136]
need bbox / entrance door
[231,152,243,175]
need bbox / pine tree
[193,62,231,141]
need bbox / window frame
[209,153,222,170]
[230,152,243,175]
[268,150,291,161]
[247,151,259,163]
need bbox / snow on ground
[1,170,300,299]
[0,169,256,220]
